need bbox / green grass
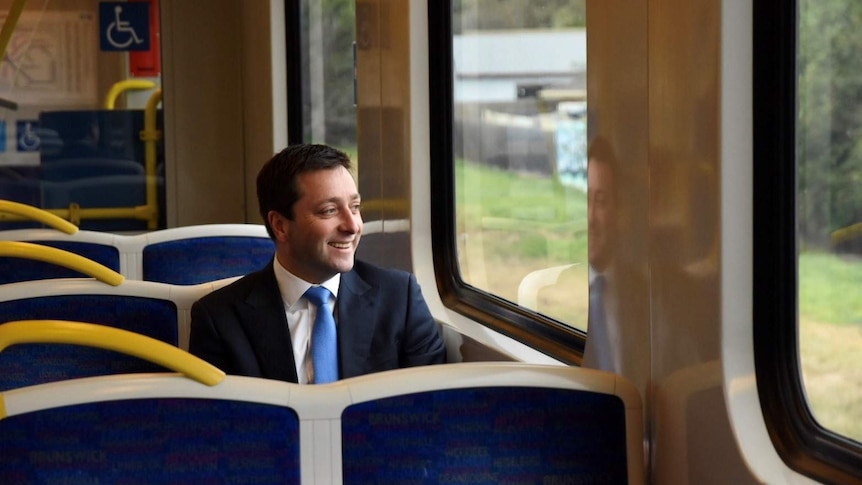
[798,251,862,442]
[799,251,862,324]
[455,158,588,264]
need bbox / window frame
[753,0,862,481]
[285,0,304,144]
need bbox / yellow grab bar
[104,79,158,110]
[0,200,78,234]
[0,320,226,386]
[0,241,124,286]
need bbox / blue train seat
[0,223,273,285]
[0,238,121,286]
[0,322,301,484]
[0,277,236,390]
[39,158,146,181]
[355,218,413,271]
[0,237,120,284]
[0,203,122,284]
[0,180,42,220]
[139,224,274,284]
[338,363,645,484]
[41,174,158,232]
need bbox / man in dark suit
[189,144,446,383]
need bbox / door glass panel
[0,0,164,231]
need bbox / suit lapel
[237,263,299,383]
[337,269,375,377]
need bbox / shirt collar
[272,256,341,307]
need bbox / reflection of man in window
[583,136,618,370]
[582,136,649,396]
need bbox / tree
[798,1,862,248]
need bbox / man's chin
[332,257,356,274]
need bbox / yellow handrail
[0,200,78,234]
[0,241,124,286]
[359,198,410,215]
[0,320,226,386]
[104,79,158,110]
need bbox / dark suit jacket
[189,259,446,382]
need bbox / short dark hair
[257,144,353,238]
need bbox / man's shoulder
[198,266,273,304]
[351,259,418,287]
[350,259,412,284]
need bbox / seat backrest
[42,174,157,232]
[355,219,413,271]
[0,223,273,285]
[336,363,645,485]
[0,376,301,484]
[0,323,300,484]
[517,262,580,309]
[139,224,274,284]
[0,230,121,284]
[0,277,236,390]
[39,158,146,181]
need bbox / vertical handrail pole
[141,89,162,229]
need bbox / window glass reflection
[0,0,163,231]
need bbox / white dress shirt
[272,257,340,384]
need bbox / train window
[0,0,164,231]
[429,1,586,362]
[755,0,862,481]
[796,1,862,444]
[449,1,588,330]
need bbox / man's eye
[352,204,361,212]
[321,208,336,215]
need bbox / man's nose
[340,210,362,233]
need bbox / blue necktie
[305,286,338,384]
[586,274,612,370]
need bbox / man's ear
[267,210,289,242]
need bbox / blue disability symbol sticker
[100,2,150,51]
[16,120,40,152]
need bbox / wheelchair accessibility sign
[16,121,40,152]
[99,2,150,51]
